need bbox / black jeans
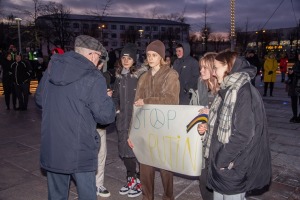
[124,157,139,178]
[291,96,300,117]
[264,82,274,96]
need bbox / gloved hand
[268,71,273,75]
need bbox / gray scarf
[204,72,250,158]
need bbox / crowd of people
[2,34,300,200]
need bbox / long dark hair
[214,50,238,77]
[115,58,137,76]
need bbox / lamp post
[138,29,144,48]
[98,24,106,43]
[15,18,22,53]
[230,0,236,51]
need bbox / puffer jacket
[113,65,148,158]
[35,51,115,173]
[207,57,271,194]
[135,65,180,105]
[173,42,199,105]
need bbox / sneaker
[128,178,142,198]
[119,177,135,195]
[97,185,111,197]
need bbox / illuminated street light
[15,18,22,53]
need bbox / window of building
[152,26,158,31]
[103,41,108,46]
[137,26,143,31]
[161,27,166,31]
[111,24,117,30]
[92,24,98,29]
[83,23,89,29]
[112,41,117,47]
[145,26,150,31]
[120,25,125,30]
[103,33,109,38]
[129,26,135,30]
[65,23,70,28]
[73,23,79,28]
[111,33,117,38]
[153,34,159,39]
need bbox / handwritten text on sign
[129,105,204,176]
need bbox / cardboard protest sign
[129,104,204,176]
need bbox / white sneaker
[128,178,142,198]
[97,185,111,197]
[119,177,135,195]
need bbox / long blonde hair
[199,52,219,94]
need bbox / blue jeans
[47,171,97,200]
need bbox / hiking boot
[119,177,135,195]
[128,178,142,198]
[97,185,111,197]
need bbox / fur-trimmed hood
[115,64,149,79]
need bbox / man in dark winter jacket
[35,35,115,200]
[173,43,199,105]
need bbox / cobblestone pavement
[0,76,299,200]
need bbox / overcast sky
[2,0,300,32]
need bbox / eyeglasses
[89,52,101,59]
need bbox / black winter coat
[207,82,271,194]
[112,66,147,158]
[173,42,199,105]
[35,51,115,173]
[11,61,31,85]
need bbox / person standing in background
[279,52,288,82]
[173,42,199,105]
[11,53,31,111]
[1,53,17,110]
[263,52,278,96]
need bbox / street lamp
[138,29,144,47]
[230,0,236,51]
[15,18,22,53]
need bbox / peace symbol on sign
[150,108,165,129]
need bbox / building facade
[36,14,190,56]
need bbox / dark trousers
[264,82,274,96]
[47,171,97,200]
[291,96,300,117]
[140,164,174,200]
[124,157,138,178]
[199,159,213,200]
[3,81,16,109]
[15,83,29,109]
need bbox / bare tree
[158,5,186,23]
[22,0,45,48]
[37,1,72,51]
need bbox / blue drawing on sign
[150,109,165,129]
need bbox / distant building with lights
[36,14,190,56]
[237,25,299,59]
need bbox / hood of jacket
[48,51,96,86]
[229,56,257,79]
[179,42,191,59]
